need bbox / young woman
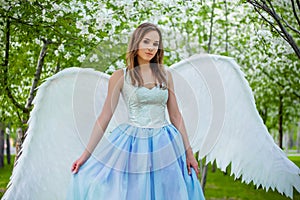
[67,22,205,200]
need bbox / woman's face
[136,30,160,65]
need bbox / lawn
[0,156,14,199]
[204,156,300,200]
[0,156,299,199]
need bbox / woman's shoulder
[111,68,126,78]
[163,67,172,81]
[108,69,126,91]
[109,68,125,86]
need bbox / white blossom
[64,52,71,60]
[116,60,126,69]
[52,3,60,11]
[58,44,65,52]
[54,50,59,56]
[76,21,84,30]
[79,26,89,35]
[89,54,99,63]
[77,54,86,62]
[87,34,96,41]
[35,38,42,45]
[106,65,116,73]
[86,2,93,10]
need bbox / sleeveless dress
[66,69,205,200]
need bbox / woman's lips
[146,53,153,56]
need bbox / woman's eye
[143,40,149,44]
[153,43,159,46]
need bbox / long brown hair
[126,23,166,87]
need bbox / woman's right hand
[71,158,84,174]
[71,155,89,174]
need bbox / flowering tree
[248,0,300,59]
[0,2,299,193]
[245,0,300,148]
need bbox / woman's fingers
[71,161,81,174]
[71,163,76,173]
[187,164,191,175]
[187,160,200,176]
[193,163,199,175]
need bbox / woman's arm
[166,70,199,175]
[72,69,124,173]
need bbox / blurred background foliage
[0,0,299,158]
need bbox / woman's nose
[148,46,154,51]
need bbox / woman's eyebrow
[143,37,159,43]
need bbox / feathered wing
[3,54,299,199]
[169,54,300,198]
[2,68,127,200]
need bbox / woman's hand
[71,155,89,174]
[185,147,199,176]
[70,70,123,175]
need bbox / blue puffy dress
[66,69,205,200]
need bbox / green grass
[288,156,300,167]
[204,156,300,200]
[0,156,14,199]
[0,156,299,199]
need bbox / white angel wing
[169,54,300,198]
[3,68,127,200]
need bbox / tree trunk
[211,161,216,173]
[6,129,11,165]
[297,122,300,153]
[278,95,283,149]
[25,39,51,110]
[0,125,4,168]
[14,40,51,157]
[261,106,268,124]
[15,128,24,162]
[224,0,229,53]
[201,164,208,193]
[3,18,28,114]
[201,0,216,191]
[207,0,215,53]
[287,129,294,149]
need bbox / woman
[67,23,205,200]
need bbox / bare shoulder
[164,68,173,84]
[108,69,125,91]
[111,68,124,79]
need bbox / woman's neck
[137,57,150,68]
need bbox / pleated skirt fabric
[66,124,205,200]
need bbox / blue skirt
[66,124,205,200]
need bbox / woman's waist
[127,118,170,129]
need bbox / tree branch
[268,3,300,59]
[25,39,52,109]
[253,6,286,40]
[291,0,300,27]
[252,28,300,100]
[282,18,300,34]
[224,0,229,53]
[207,0,215,53]
[54,58,60,74]
[296,0,300,12]
[2,17,29,114]
[248,0,300,59]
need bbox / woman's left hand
[186,147,199,176]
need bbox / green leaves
[0,0,299,143]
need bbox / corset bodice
[121,69,169,128]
